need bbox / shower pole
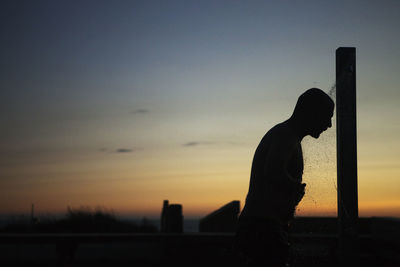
[336,47,359,267]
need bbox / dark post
[161,200,169,232]
[31,203,34,223]
[336,47,359,267]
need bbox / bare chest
[287,143,304,183]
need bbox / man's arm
[263,133,299,189]
[262,131,305,220]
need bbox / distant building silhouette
[199,201,240,232]
[160,200,183,233]
[30,203,38,225]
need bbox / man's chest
[287,143,304,182]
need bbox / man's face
[309,106,334,139]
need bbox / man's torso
[240,121,304,222]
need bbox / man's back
[240,121,304,222]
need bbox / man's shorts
[233,216,290,267]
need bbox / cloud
[116,148,134,153]
[182,140,245,147]
[183,142,199,147]
[132,109,149,114]
[99,148,136,153]
[182,141,214,147]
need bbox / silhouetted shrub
[0,207,158,233]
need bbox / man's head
[292,88,334,138]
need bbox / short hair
[293,88,334,117]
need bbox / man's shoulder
[266,122,292,138]
[263,122,297,146]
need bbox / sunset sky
[1,0,399,218]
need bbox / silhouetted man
[234,88,334,267]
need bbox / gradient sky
[1,0,399,218]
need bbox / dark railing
[0,233,398,267]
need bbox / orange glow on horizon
[1,136,399,219]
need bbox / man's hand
[294,183,306,205]
[280,182,306,222]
